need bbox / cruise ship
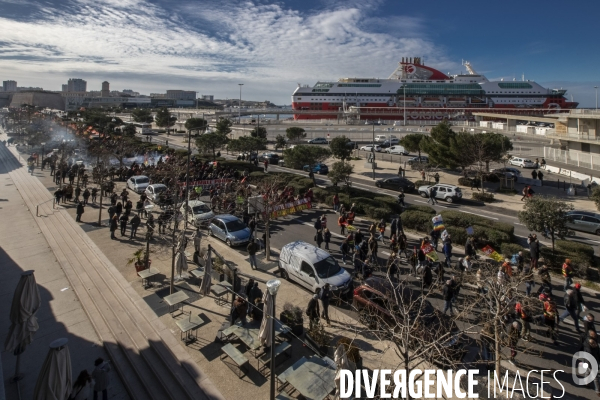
[291,57,578,121]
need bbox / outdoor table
[164,290,189,317]
[175,314,204,345]
[210,284,228,306]
[138,267,160,289]
[218,280,233,303]
[190,268,204,287]
[285,356,337,400]
[231,325,262,357]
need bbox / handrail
[36,197,57,217]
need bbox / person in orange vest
[502,258,513,277]
[541,295,559,345]
[515,302,531,341]
[562,259,574,291]
[338,213,347,235]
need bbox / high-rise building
[67,78,87,92]
[3,80,17,92]
[62,84,68,92]
[201,95,214,101]
[101,81,110,97]
[166,90,196,100]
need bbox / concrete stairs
[0,145,223,400]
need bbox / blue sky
[1,0,598,106]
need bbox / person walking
[442,279,454,315]
[91,187,98,204]
[315,229,324,248]
[74,186,81,203]
[559,289,581,333]
[442,236,453,267]
[434,172,440,184]
[92,358,111,400]
[520,185,530,201]
[320,283,331,325]
[333,194,340,213]
[248,216,256,238]
[247,239,259,270]
[398,165,404,178]
[420,169,425,180]
[146,213,155,240]
[529,235,540,270]
[244,279,255,299]
[130,214,141,239]
[263,158,269,173]
[119,213,129,236]
[531,169,538,180]
[464,237,476,258]
[427,186,438,205]
[507,320,521,365]
[82,188,90,205]
[306,293,321,330]
[54,188,63,205]
[573,283,587,321]
[542,295,560,345]
[249,282,263,304]
[390,218,398,239]
[109,215,118,240]
[71,370,93,400]
[323,228,331,250]
[231,296,248,326]
[338,213,347,235]
[562,258,574,291]
[523,263,534,297]
[368,234,378,265]
[76,201,85,222]
[377,219,386,244]
[582,337,600,396]
[115,201,123,219]
[515,302,532,341]
[537,170,544,185]
[397,189,406,209]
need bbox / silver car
[567,211,600,235]
[127,175,150,194]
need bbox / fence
[543,147,600,171]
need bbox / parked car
[127,175,150,194]
[303,163,329,174]
[509,157,535,168]
[353,277,462,364]
[307,137,328,144]
[360,145,382,152]
[180,200,214,227]
[418,183,463,203]
[145,184,167,202]
[386,145,408,155]
[346,141,357,149]
[207,214,252,247]
[381,138,399,147]
[374,135,388,143]
[407,156,429,165]
[566,211,600,235]
[279,241,353,298]
[491,167,522,179]
[375,177,415,192]
[258,152,280,163]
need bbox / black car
[375,177,415,192]
[258,153,280,163]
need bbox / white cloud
[0,0,454,103]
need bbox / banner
[432,215,445,231]
[481,245,503,262]
[421,243,439,262]
[179,178,231,189]
[267,198,312,219]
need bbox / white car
[509,157,536,168]
[360,145,382,152]
[385,145,408,155]
[418,184,463,203]
[145,184,167,202]
[126,175,150,194]
[181,200,214,227]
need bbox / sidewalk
[0,145,129,400]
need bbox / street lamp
[595,86,598,111]
[238,83,244,124]
[403,84,406,126]
[267,279,281,400]
[40,142,45,170]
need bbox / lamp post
[372,123,375,180]
[595,86,598,111]
[238,84,244,124]
[267,279,281,400]
[403,84,406,126]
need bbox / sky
[1,0,599,106]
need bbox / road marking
[460,210,499,220]
[413,199,448,208]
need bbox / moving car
[418,183,463,203]
[126,175,150,194]
[375,177,415,192]
[258,152,280,163]
[407,156,429,165]
[303,163,329,174]
[386,145,408,155]
[566,211,600,235]
[353,277,462,364]
[509,157,535,168]
[360,145,382,152]
[491,167,522,179]
[145,184,167,202]
[180,200,214,227]
[279,241,353,298]
[380,138,400,147]
[307,137,328,144]
[207,214,252,247]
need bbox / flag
[482,245,503,262]
[421,243,439,261]
[432,215,445,231]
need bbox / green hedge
[439,211,514,238]
[500,243,526,258]
[401,210,433,233]
[472,192,495,203]
[556,240,595,260]
[407,205,436,215]
[414,180,431,187]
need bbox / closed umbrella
[258,290,273,347]
[199,246,212,296]
[334,344,351,400]
[5,270,41,381]
[174,249,189,280]
[33,338,72,400]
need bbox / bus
[132,123,152,135]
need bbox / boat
[291,57,578,121]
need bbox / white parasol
[334,344,351,400]
[258,290,273,347]
[174,249,189,280]
[33,338,72,400]
[199,247,212,296]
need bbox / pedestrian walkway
[0,142,223,400]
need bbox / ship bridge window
[337,84,382,87]
[498,83,533,89]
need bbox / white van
[386,145,408,155]
[278,241,353,297]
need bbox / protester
[76,201,85,222]
[92,358,111,400]
[562,258,574,291]
[109,215,118,240]
[71,369,93,400]
[320,283,331,326]
[559,289,581,333]
[307,293,320,330]
[323,228,331,250]
[231,296,248,326]
[442,279,454,315]
[247,239,259,270]
[130,214,141,239]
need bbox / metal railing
[36,197,57,217]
